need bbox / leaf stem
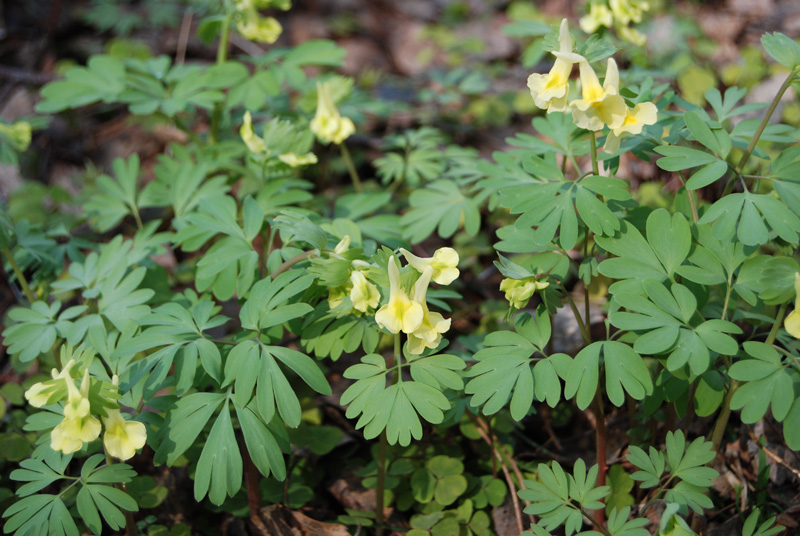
[589,133,599,176]
[242,440,268,533]
[270,249,318,278]
[339,142,363,193]
[563,291,591,345]
[676,171,699,223]
[376,334,401,536]
[766,303,787,346]
[3,247,34,302]
[591,390,607,528]
[735,67,799,175]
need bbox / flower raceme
[50,370,101,455]
[571,58,627,131]
[24,362,147,459]
[310,81,355,145]
[500,277,550,310]
[527,19,586,113]
[375,256,423,334]
[234,0,283,44]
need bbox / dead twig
[747,427,800,482]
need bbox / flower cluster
[580,0,650,46]
[528,19,657,153]
[375,248,459,354]
[0,121,32,152]
[234,0,290,44]
[324,241,459,355]
[500,277,550,310]
[24,361,146,460]
[310,81,355,145]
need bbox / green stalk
[3,247,34,302]
[589,133,599,176]
[591,390,607,528]
[339,142,363,193]
[735,67,799,175]
[270,249,318,277]
[710,303,787,452]
[209,10,234,143]
[376,335,401,536]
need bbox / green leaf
[154,392,225,465]
[273,210,328,251]
[2,301,61,362]
[234,402,286,480]
[761,32,800,69]
[401,180,480,244]
[84,155,142,232]
[685,160,728,190]
[596,221,668,281]
[564,341,651,409]
[3,494,79,536]
[239,271,315,331]
[655,145,719,171]
[10,457,67,497]
[730,342,794,423]
[603,341,653,407]
[742,508,784,536]
[646,209,691,277]
[36,55,125,113]
[684,112,731,158]
[227,69,280,110]
[343,356,452,446]
[194,400,243,505]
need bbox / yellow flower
[617,24,647,46]
[350,270,380,313]
[500,277,550,309]
[580,3,614,34]
[375,256,423,334]
[51,370,101,454]
[240,111,266,154]
[278,152,318,167]
[103,409,147,461]
[328,284,352,310]
[527,19,586,113]
[407,268,451,355]
[570,59,627,131]
[334,235,351,255]
[784,273,800,338]
[610,0,649,25]
[25,360,75,408]
[0,121,32,152]
[399,247,460,286]
[235,12,282,44]
[310,82,355,145]
[603,101,658,153]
